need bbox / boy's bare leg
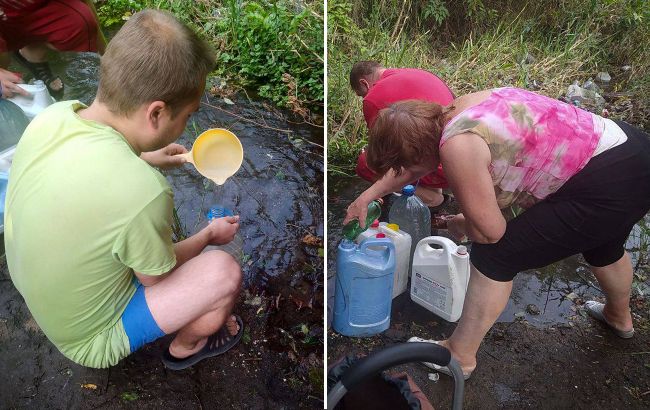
[144,250,242,358]
[589,252,634,331]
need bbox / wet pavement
[1,52,324,408]
[328,175,650,409]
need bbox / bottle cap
[457,245,468,255]
[370,219,380,228]
[402,185,415,196]
[386,223,399,231]
[376,233,386,238]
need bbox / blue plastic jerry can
[333,236,396,337]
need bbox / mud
[328,175,650,409]
[0,52,324,408]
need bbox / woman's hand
[343,194,372,228]
[447,213,468,242]
[204,215,240,245]
[140,143,188,169]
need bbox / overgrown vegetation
[328,0,650,173]
[96,0,324,119]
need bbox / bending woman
[344,87,650,379]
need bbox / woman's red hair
[367,100,452,176]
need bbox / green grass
[328,0,650,171]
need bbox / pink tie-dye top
[440,87,603,209]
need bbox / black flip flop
[12,50,64,100]
[162,315,244,370]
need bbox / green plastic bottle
[342,199,383,241]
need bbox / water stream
[0,50,324,407]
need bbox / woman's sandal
[162,315,244,370]
[584,301,634,339]
[12,50,64,100]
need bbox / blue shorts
[121,283,166,352]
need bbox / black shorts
[471,120,650,282]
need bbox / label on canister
[412,270,450,312]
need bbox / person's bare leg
[415,186,444,207]
[144,250,242,358]
[19,43,48,63]
[441,265,513,373]
[18,43,63,91]
[589,252,634,331]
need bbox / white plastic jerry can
[7,81,55,120]
[410,236,470,322]
[354,219,381,243]
[378,222,412,298]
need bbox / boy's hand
[204,215,240,245]
[140,143,188,169]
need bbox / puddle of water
[328,175,650,328]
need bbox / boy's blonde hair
[97,9,215,117]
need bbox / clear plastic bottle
[201,205,243,262]
[342,199,383,241]
[388,185,431,259]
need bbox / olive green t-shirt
[5,101,176,368]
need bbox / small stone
[596,72,611,83]
[514,311,526,319]
[566,292,578,301]
[428,373,440,382]
[621,65,632,72]
[244,295,262,306]
[526,304,540,315]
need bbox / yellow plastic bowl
[182,128,243,185]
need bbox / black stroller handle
[328,342,464,410]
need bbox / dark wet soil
[1,52,324,408]
[328,175,650,409]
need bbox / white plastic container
[353,219,380,243]
[410,236,470,322]
[7,81,55,120]
[379,222,412,298]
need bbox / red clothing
[0,0,100,53]
[357,68,454,188]
[363,68,455,127]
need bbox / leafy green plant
[96,0,144,27]
[95,0,323,116]
[213,0,324,112]
[422,0,449,27]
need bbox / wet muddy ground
[1,52,324,408]
[328,175,650,409]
